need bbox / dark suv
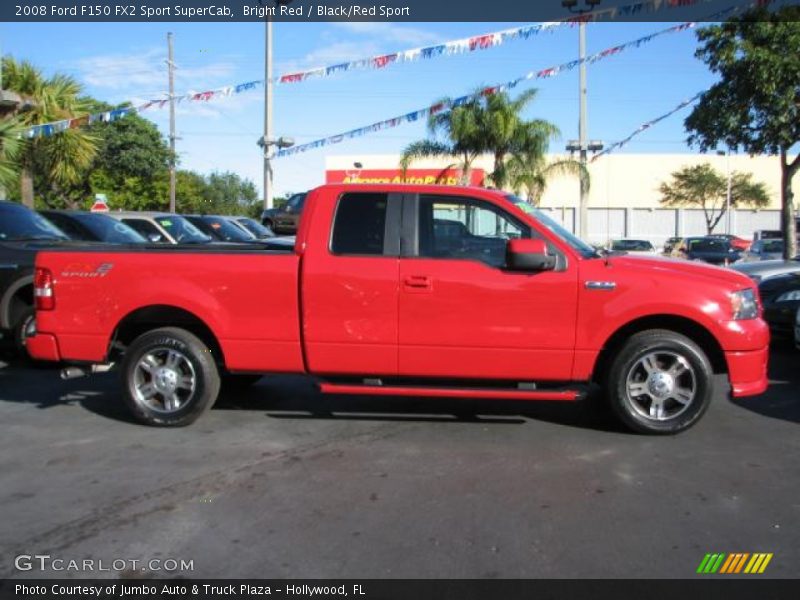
[261,192,306,234]
[0,201,70,354]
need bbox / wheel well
[6,283,33,327]
[592,315,727,383]
[109,305,225,367]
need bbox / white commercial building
[326,153,799,247]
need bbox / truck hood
[601,254,754,290]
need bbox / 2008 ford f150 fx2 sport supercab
[27,185,769,434]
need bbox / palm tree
[0,119,23,191]
[1,57,96,207]
[480,90,560,189]
[400,96,486,185]
[507,152,588,206]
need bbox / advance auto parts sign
[326,168,485,186]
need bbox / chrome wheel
[625,351,696,421]
[132,348,196,413]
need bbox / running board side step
[319,383,580,401]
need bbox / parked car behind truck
[261,192,306,234]
[28,184,769,434]
[0,201,70,354]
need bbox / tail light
[34,267,55,311]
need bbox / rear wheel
[606,329,713,434]
[12,306,35,356]
[121,327,220,426]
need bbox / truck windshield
[0,203,68,241]
[156,216,212,244]
[505,194,599,259]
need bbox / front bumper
[26,332,61,362]
[726,346,769,397]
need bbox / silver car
[106,211,212,244]
[731,258,800,283]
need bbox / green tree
[507,154,587,206]
[201,171,259,215]
[91,104,172,183]
[659,163,770,234]
[0,119,23,190]
[1,57,97,208]
[479,90,560,189]
[685,7,800,258]
[400,95,486,184]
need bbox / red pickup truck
[27,185,769,434]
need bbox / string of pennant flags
[590,93,704,161]
[142,0,721,99]
[18,0,756,141]
[273,23,696,158]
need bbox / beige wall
[326,153,799,210]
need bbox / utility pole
[578,20,589,239]
[263,20,274,210]
[562,0,601,239]
[167,32,177,213]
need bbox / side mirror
[506,238,556,271]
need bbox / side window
[330,193,388,256]
[123,219,167,243]
[418,195,530,267]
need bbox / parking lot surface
[0,345,798,579]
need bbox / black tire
[13,306,35,356]
[606,329,713,435]
[121,327,220,427]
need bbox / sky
[1,18,720,197]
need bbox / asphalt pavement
[0,343,797,579]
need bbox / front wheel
[606,329,713,435]
[121,327,221,426]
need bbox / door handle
[404,275,432,289]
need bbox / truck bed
[33,244,304,373]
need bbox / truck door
[301,192,402,377]
[398,193,579,381]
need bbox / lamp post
[257,136,295,175]
[567,139,604,235]
[562,0,602,239]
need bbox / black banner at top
[2,0,799,23]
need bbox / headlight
[775,290,800,303]
[730,288,759,320]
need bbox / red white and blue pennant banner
[275,23,695,158]
[590,93,703,161]
[19,0,753,140]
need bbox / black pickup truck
[0,200,70,354]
